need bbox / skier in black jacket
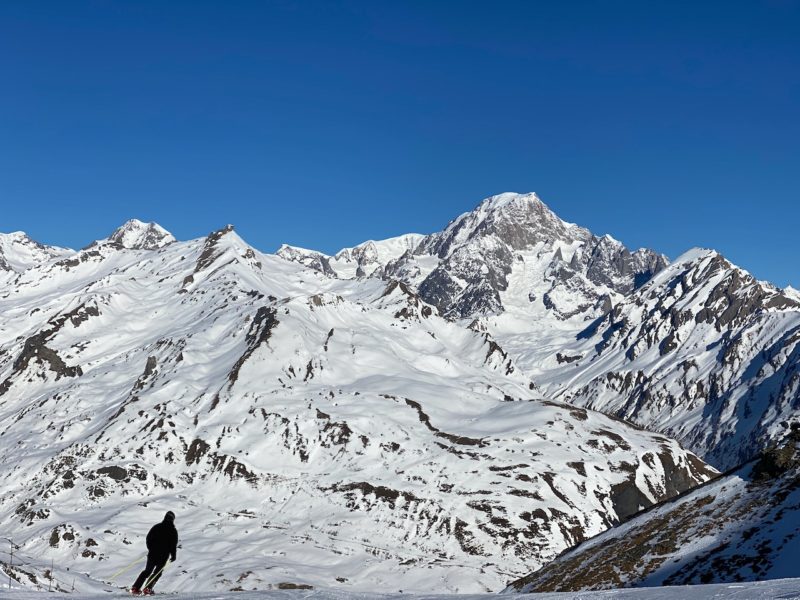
[131,511,178,595]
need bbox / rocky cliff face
[0,223,713,593]
[392,193,667,318]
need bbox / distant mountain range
[279,193,800,470]
[1,192,798,593]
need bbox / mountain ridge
[2,191,798,593]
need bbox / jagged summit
[275,192,668,319]
[421,192,590,259]
[109,219,176,250]
[541,241,800,469]
[332,233,425,278]
[277,234,426,279]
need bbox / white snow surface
[785,285,800,302]
[1,580,799,598]
[0,224,713,595]
[331,234,425,278]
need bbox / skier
[131,511,178,595]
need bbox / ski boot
[130,588,142,596]
[142,588,155,596]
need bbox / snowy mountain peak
[277,243,328,258]
[478,191,543,212]
[331,234,425,278]
[673,246,719,265]
[109,219,176,250]
[276,244,336,277]
[422,192,590,260]
[0,231,73,272]
[333,233,424,263]
[598,233,622,246]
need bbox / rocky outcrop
[506,426,800,593]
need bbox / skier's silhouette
[131,511,178,595]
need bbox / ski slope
[1,579,800,599]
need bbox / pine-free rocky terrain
[1,193,798,594]
[506,427,800,592]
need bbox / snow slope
[506,429,800,593]
[1,580,800,598]
[0,224,713,594]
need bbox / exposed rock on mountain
[332,234,425,278]
[505,425,800,592]
[276,244,337,278]
[395,193,667,318]
[277,234,425,280]
[278,193,667,319]
[109,219,176,250]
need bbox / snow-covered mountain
[505,426,800,592]
[279,193,800,471]
[386,193,667,319]
[108,219,176,250]
[3,191,799,594]
[0,231,72,273]
[280,193,667,320]
[0,222,713,594]
[277,233,425,279]
[535,249,800,469]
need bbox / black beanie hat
[165,511,175,522]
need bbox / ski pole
[109,556,145,581]
[143,560,170,589]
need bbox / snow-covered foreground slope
[2,580,800,598]
[0,222,713,593]
[506,430,800,593]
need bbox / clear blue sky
[1,1,798,287]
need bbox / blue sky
[1,1,798,287]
